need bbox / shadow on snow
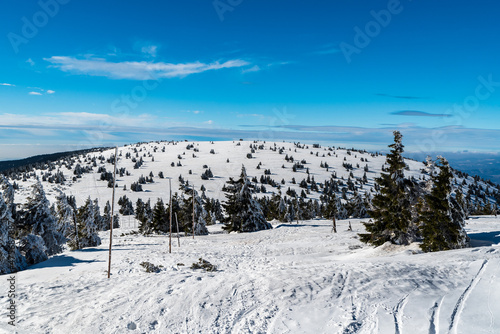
[469,231,500,247]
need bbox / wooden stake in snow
[107,147,118,279]
[332,217,337,233]
[175,212,180,247]
[73,210,80,250]
[169,179,172,254]
[192,185,195,239]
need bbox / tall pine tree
[222,166,272,233]
[418,157,469,252]
[22,180,64,256]
[360,131,416,245]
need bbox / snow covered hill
[2,140,500,333]
[6,140,500,212]
[1,217,499,333]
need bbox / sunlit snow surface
[1,217,498,334]
[2,141,499,333]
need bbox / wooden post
[192,186,195,239]
[169,179,172,253]
[107,147,118,279]
[73,210,80,250]
[332,217,337,233]
[175,212,180,247]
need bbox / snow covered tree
[55,190,76,241]
[93,199,106,231]
[21,180,64,256]
[0,176,26,273]
[360,131,416,246]
[0,175,15,218]
[222,166,272,233]
[180,185,209,235]
[0,194,15,273]
[68,197,101,250]
[103,200,119,230]
[418,157,469,252]
[346,192,370,218]
[203,198,224,225]
[20,234,47,266]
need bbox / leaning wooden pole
[192,186,195,239]
[107,147,118,279]
[169,179,172,254]
[175,212,180,247]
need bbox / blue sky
[1,0,500,160]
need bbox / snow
[2,140,500,333]
[1,216,499,333]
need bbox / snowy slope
[9,140,499,210]
[1,217,499,333]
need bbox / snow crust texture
[1,218,499,334]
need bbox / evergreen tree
[418,157,469,252]
[0,195,14,273]
[20,234,48,265]
[22,181,64,256]
[137,199,153,234]
[222,166,272,232]
[151,198,168,233]
[93,199,106,231]
[180,185,209,235]
[103,200,119,230]
[55,190,76,241]
[0,175,15,218]
[360,131,416,245]
[0,176,25,272]
[346,192,370,218]
[69,197,101,250]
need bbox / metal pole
[169,179,172,253]
[107,147,118,279]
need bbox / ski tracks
[448,259,488,334]
[393,293,410,334]
[428,296,444,334]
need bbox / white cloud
[26,58,35,66]
[242,65,261,73]
[0,83,15,86]
[45,56,251,80]
[28,92,42,95]
[46,90,55,94]
[141,45,158,58]
[204,120,214,125]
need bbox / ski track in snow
[448,259,488,334]
[393,293,410,334]
[428,296,443,334]
[2,218,500,333]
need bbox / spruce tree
[222,166,272,232]
[103,200,119,230]
[69,197,101,250]
[0,195,14,273]
[418,157,469,252]
[137,199,153,234]
[360,131,415,245]
[20,234,48,265]
[22,181,64,256]
[0,176,26,272]
[180,185,209,235]
[151,198,168,233]
[55,191,75,241]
